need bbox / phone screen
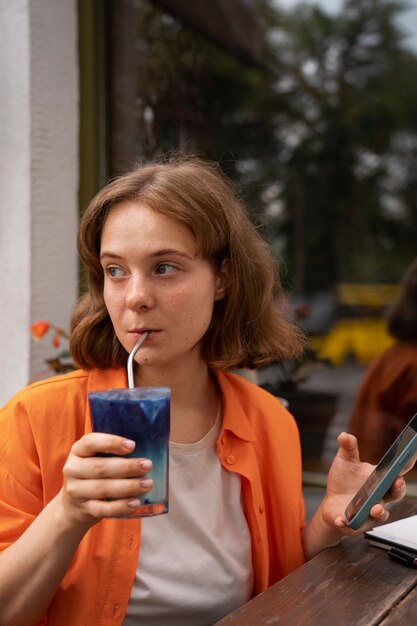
[345,413,417,525]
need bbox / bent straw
[127,332,149,389]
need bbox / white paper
[366,514,417,551]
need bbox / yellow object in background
[311,318,394,366]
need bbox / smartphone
[345,413,417,530]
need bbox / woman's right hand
[0,433,153,626]
[61,433,153,526]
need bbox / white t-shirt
[123,411,253,625]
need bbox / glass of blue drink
[88,387,170,517]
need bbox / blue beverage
[88,387,170,517]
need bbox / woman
[349,257,417,464]
[0,154,410,626]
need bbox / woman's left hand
[302,432,417,559]
[323,432,412,535]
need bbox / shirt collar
[87,367,128,394]
[85,367,127,434]
[215,371,257,442]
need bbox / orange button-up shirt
[0,368,306,625]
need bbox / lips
[128,329,159,340]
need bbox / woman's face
[100,201,226,372]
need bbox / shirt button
[259,503,265,514]
[226,454,235,465]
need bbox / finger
[384,476,406,502]
[87,497,145,519]
[64,455,153,480]
[334,515,362,536]
[339,505,388,534]
[72,433,136,457]
[334,515,348,530]
[369,503,389,524]
[336,432,361,463]
[65,476,154,501]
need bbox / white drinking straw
[127,332,149,389]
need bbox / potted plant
[30,321,76,379]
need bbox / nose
[125,275,154,311]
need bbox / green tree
[266,0,417,292]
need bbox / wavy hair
[70,154,306,370]
[387,257,417,342]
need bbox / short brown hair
[71,154,305,370]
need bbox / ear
[214,259,229,301]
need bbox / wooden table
[216,499,417,626]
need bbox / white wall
[0,0,79,405]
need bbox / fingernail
[141,479,153,489]
[128,499,141,508]
[140,460,152,470]
[123,439,135,449]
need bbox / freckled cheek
[174,304,215,340]
[103,287,125,318]
[166,288,215,321]
[163,290,188,313]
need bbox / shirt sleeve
[0,393,44,553]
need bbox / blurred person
[0,154,412,626]
[348,258,417,464]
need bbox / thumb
[336,432,361,464]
